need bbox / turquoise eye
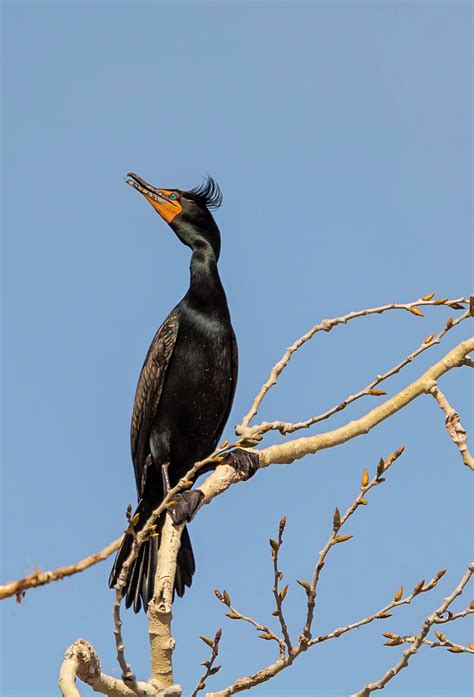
[169,193,178,200]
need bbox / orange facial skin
[144,189,182,223]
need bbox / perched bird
[109,173,259,613]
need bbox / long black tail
[109,502,196,613]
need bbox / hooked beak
[125,172,182,223]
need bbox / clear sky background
[1,1,472,696]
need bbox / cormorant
[109,173,259,613]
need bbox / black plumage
[109,174,240,612]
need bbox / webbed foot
[224,448,260,480]
[170,490,204,525]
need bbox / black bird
[109,173,259,613]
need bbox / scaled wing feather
[130,310,179,496]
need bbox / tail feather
[175,526,195,596]
[126,544,145,611]
[109,507,195,613]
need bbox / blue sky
[1,1,472,695]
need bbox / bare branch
[309,567,448,649]
[430,385,474,471]
[270,516,293,655]
[387,633,474,654]
[206,447,447,696]
[192,629,222,696]
[113,588,138,689]
[148,514,184,689]
[206,656,289,697]
[237,295,470,434]
[0,536,122,602]
[250,309,471,438]
[195,339,474,515]
[433,602,474,624]
[301,447,405,644]
[214,588,286,658]
[59,639,163,697]
[351,563,474,696]
[256,338,474,469]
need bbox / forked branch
[237,294,469,435]
[351,563,474,696]
[206,448,458,696]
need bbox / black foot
[224,448,260,480]
[170,490,204,525]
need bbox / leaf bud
[393,586,403,602]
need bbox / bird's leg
[163,460,203,525]
[161,462,171,495]
[223,448,260,480]
[140,454,154,495]
[169,449,259,526]
[161,459,203,526]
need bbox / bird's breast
[152,309,234,466]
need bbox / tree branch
[249,309,471,438]
[270,516,293,655]
[0,536,123,602]
[386,632,474,654]
[58,639,166,697]
[206,448,448,696]
[192,629,222,696]
[301,447,405,644]
[148,514,184,689]
[351,563,474,696]
[237,295,469,434]
[430,384,474,470]
[194,338,474,516]
[257,337,474,468]
[214,588,286,658]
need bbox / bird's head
[126,173,223,259]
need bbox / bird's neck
[187,240,227,309]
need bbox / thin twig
[237,295,469,436]
[351,563,474,696]
[249,309,471,438]
[433,602,474,624]
[191,629,222,696]
[1,440,236,605]
[309,566,448,649]
[214,588,286,659]
[301,447,405,643]
[0,536,123,602]
[207,448,450,696]
[256,337,474,468]
[270,516,293,656]
[205,563,450,697]
[385,633,474,654]
[430,384,474,470]
[113,589,138,689]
